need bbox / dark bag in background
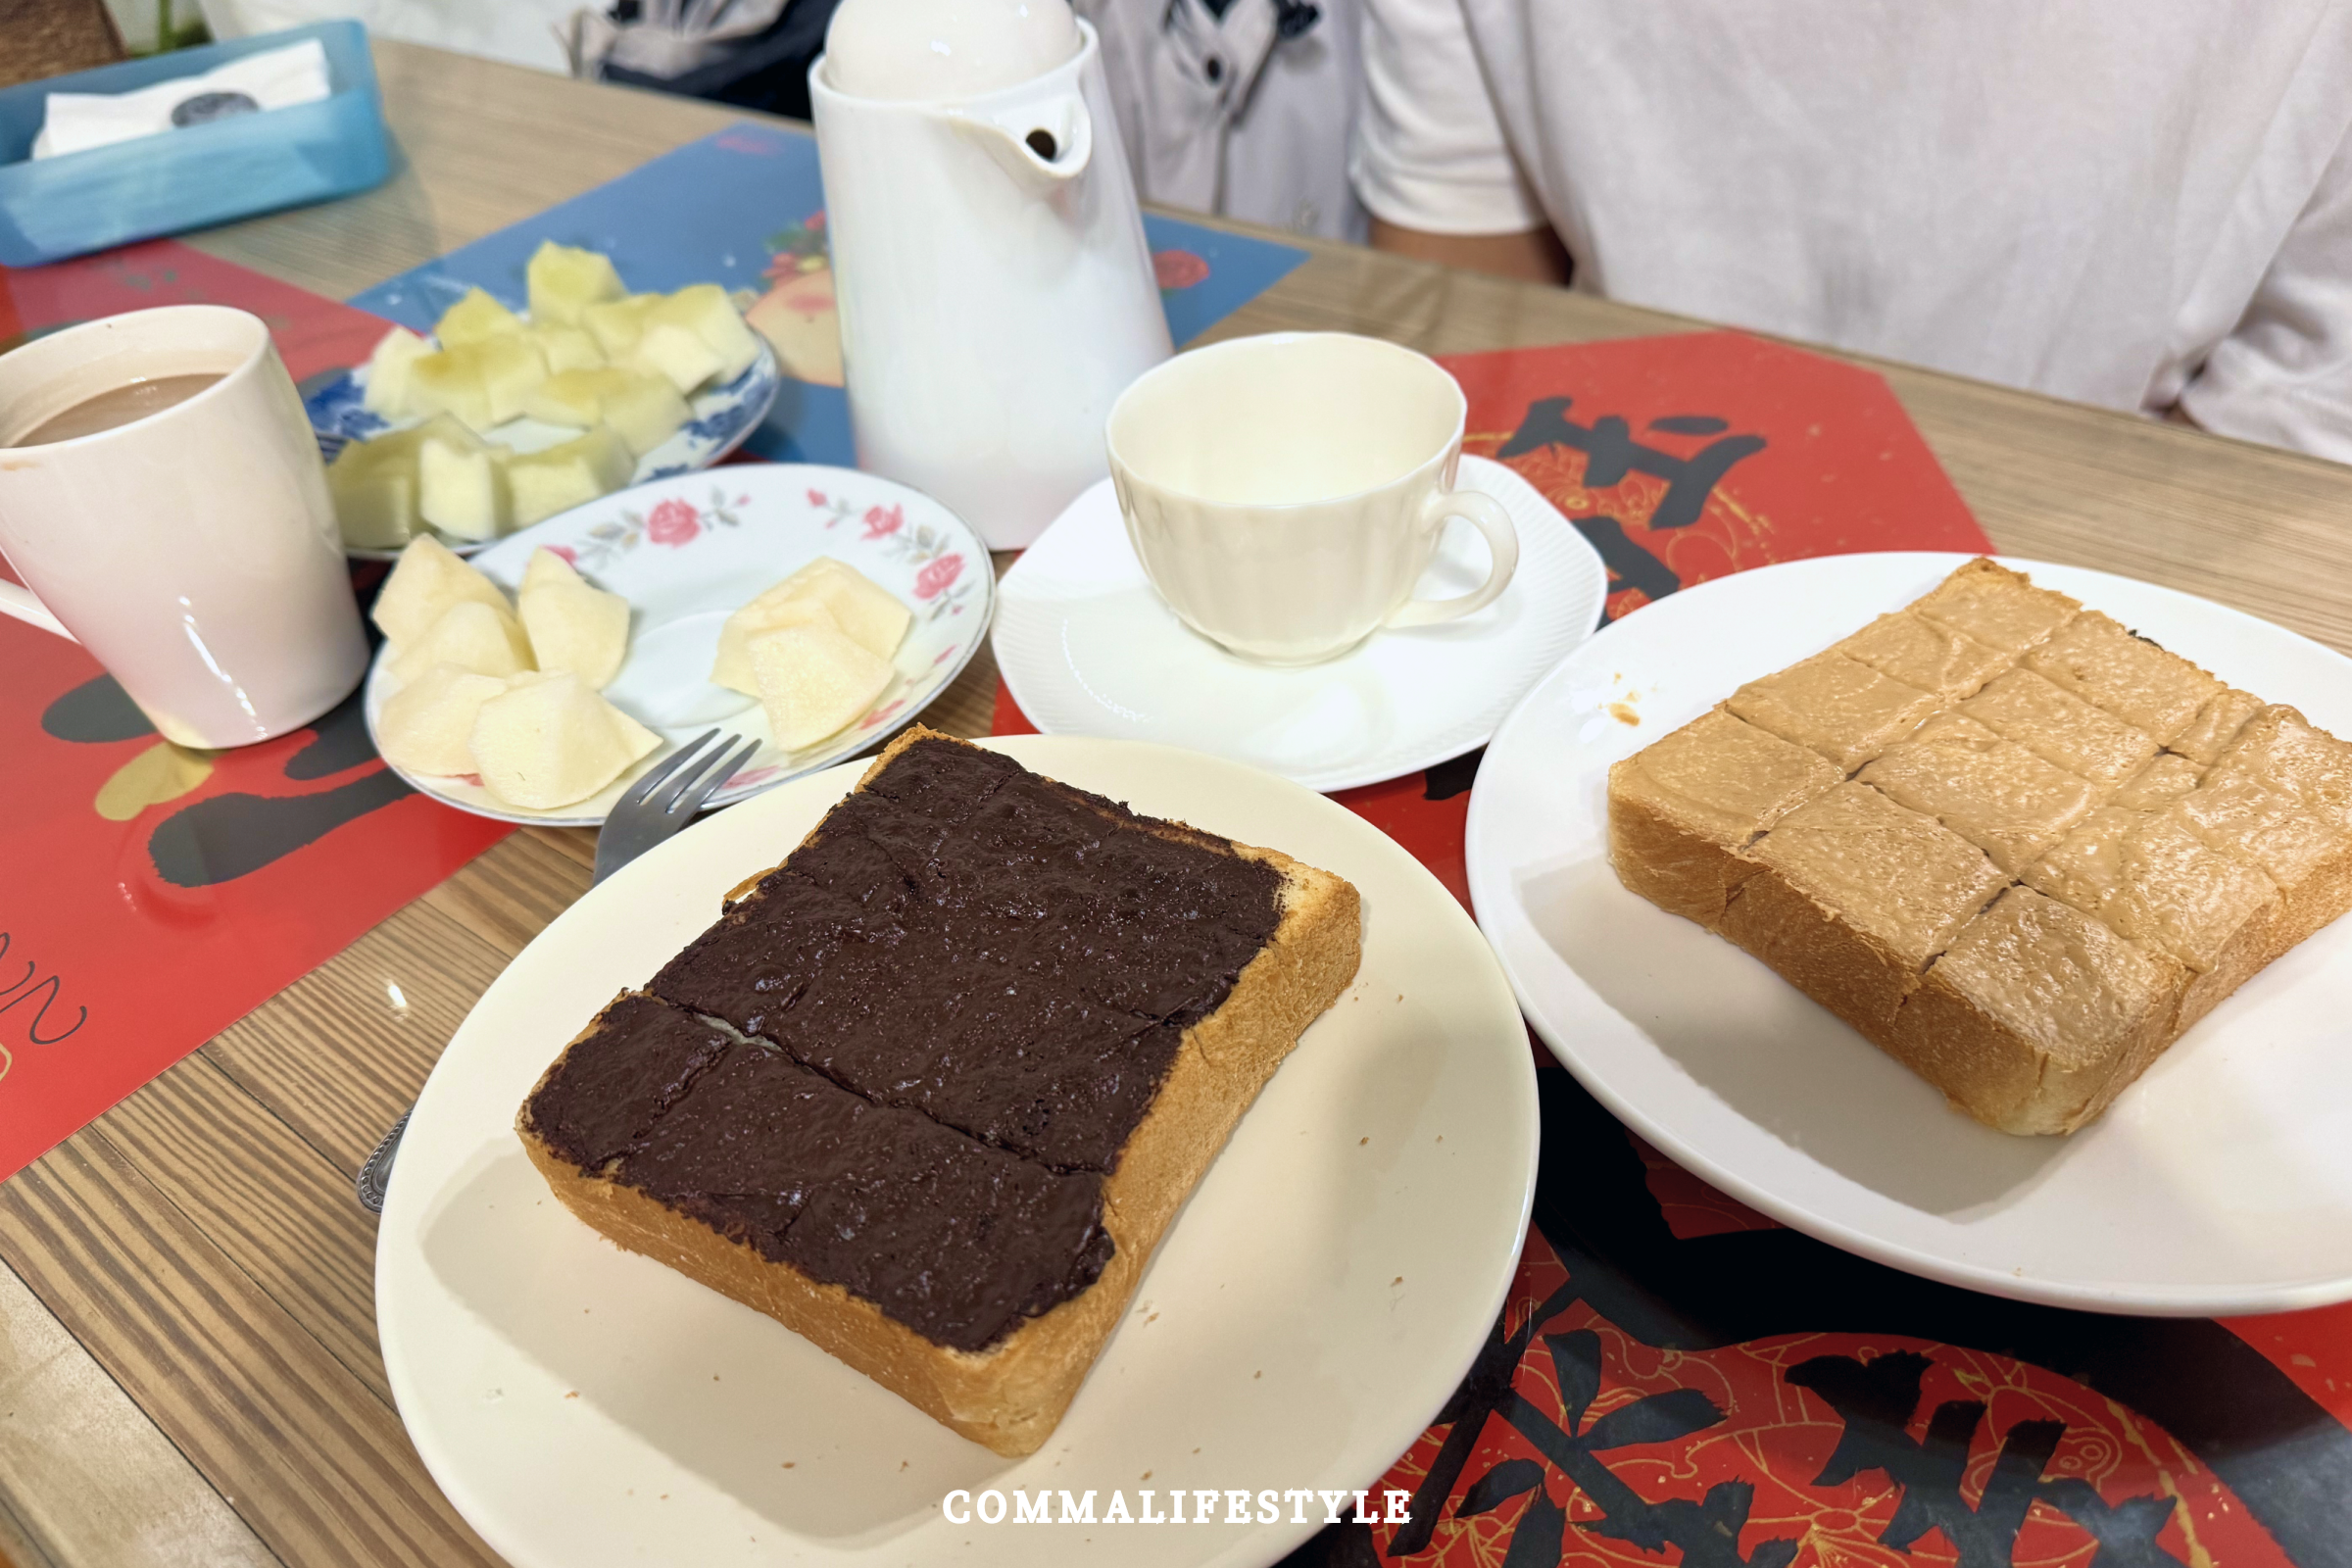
[570,0,843,122]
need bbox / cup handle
[0,578,75,642]
[1385,487,1520,629]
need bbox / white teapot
[811,0,1173,549]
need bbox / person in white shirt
[1349,0,2352,462]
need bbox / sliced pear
[520,545,586,598]
[474,334,548,425]
[470,672,660,809]
[526,241,627,327]
[418,423,510,541]
[406,345,493,430]
[372,534,510,647]
[582,294,661,359]
[632,321,724,396]
[361,325,433,418]
[531,323,606,374]
[389,599,534,685]
[712,594,840,696]
[507,426,633,526]
[434,287,527,346]
[375,662,511,775]
[520,579,629,689]
[650,283,760,384]
[761,557,911,660]
[749,620,893,751]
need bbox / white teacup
[1106,332,1519,664]
[0,306,368,749]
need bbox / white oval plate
[306,328,782,562]
[993,456,1607,792]
[1467,551,2352,1316]
[377,734,1540,1568]
[362,465,994,827]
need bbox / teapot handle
[954,87,1093,193]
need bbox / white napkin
[32,38,332,161]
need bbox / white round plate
[1466,551,2352,1316]
[377,734,1539,1568]
[993,456,1607,792]
[307,330,782,562]
[362,465,994,827]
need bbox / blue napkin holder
[0,22,391,269]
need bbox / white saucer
[1466,552,2352,1316]
[993,456,1607,792]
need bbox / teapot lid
[823,0,1081,101]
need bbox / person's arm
[2175,122,2352,462]
[1349,0,1569,285]
[1368,216,1570,286]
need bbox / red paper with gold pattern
[0,243,507,1182]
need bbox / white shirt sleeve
[2177,119,2352,463]
[1348,0,1544,235]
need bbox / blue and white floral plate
[307,326,781,562]
[361,465,994,827]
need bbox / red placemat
[0,243,509,1183]
[992,332,2352,1565]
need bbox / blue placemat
[348,121,1307,466]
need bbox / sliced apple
[376,662,511,775]
[406,346,493,430]
[650,284,761,384]
[434,287,526,346]
[372,534,510,647]
[520,368,688,456]
[748,620,893,751]
[595,370,692,456]
[361,326,433,418]
[525,241,627,327]
[530,323,606,374]
[520,579,629,689]
[418,422,510,541]
[521,368,606,428]
[582,294,661,360]
[389,599,534,685]
[507,426,633,526]
[632,321,724,396]
[470,672,660,809]
[326,419,436,550]
[474,334,549,425]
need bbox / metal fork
[354,730,760,1213]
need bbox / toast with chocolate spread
[518,727,1362,1454]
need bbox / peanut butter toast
[1607,560,2352,1135]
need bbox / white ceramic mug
[1106,332,1519,664]
[0,306,368,749]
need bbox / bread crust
[518,727,1362,1455]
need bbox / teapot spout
[953,84,1093,193]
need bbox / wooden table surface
[3,36,2350,1568]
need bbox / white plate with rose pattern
[361,465,994,828]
